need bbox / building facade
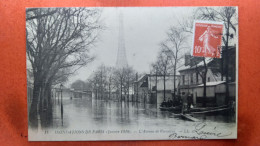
[178,46,236,107]
[134,74,179,107]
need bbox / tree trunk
[225,18,230,105]
[202,58,207,107]
[101,70,103,100]
[136,73,138,102]
[127,80,130,102]
[174,51,178,101]
[40,82,53,128]
[109,84,111,100]
[46,83,53,124]
[203,77,207,107]
[163,74,166,102]
[155,71,158,105]
[39,87,44,113]
[29,80,41,128]
[173,65,176,101]
[120,80,123,102]
[221,56,224,81]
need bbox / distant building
[134,74,179,107]
[72,90,92,99]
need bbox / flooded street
[26,6,238,141]
[49,94,235,130]
[29,94,236,140]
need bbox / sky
[67,7,196,86]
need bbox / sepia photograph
[26,7,238,141]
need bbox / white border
[235,6,239,139]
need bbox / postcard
[26,6,238,141]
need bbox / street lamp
[60,83,63,126]
[60,84,63,105]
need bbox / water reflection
[36,95,235,130]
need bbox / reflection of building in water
[178,46,236,107]
[134,74,180,107]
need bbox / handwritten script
[169,122,232,139]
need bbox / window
[196,72,199,83]
[182,75,185,85]
[208,77,210,82]
[185,75,189,85]
[191,73,193,84]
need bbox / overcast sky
[68,7,195,85]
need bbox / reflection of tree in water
[118,101,131,125]
[35,97,235,131]
[92,100,108,125]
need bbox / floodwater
[30,94,237,140]
[48,95,235,129]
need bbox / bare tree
[195,7,237,105]
[26,8,58,21]
[150,62,160,102]
[161,26,188,100]
[96,65,107,100]
[88,73,100,100]
[195,57,209,107]
[113,67,127,102]
[105,67,114,100]
[92,65,117,100]
[26,8,102,127]
[154,49,173,102]
[178,7,237,106]
[110,66,135,102]
[124,66,135,102]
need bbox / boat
[190,105,232,114]
[190,105,228,112]
[159,105,182,112]
[168,105,182,112]
[180,114,200,122]
[159,106,169,111]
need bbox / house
[194,81,236,107]
[178,46,236,107]
[134,74,179,107]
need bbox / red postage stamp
[192,21,224,58]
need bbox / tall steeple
[116,10,128,68]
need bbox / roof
[136,74,149,83]
[178,57,213,72]
[135,74,178,83]
[197,81,225,87]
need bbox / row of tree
[26,8,102,127]
[71,65,137,102]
